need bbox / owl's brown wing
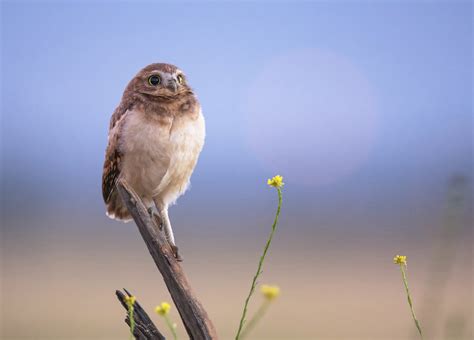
[102,109,128,204]
[109,98,130,130]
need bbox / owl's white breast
[119,108,205,206]
[156,109,205,204]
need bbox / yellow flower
[260,284,280,300]
[393,255,407,265]
[155,302,171,316]
[267,175,284,188]
[124,295,136,307]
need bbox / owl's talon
[148,206,162,228]
[170,245,183,262]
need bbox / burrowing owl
[102,63,205,260]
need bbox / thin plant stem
[240,300,271,339]
[400,264,423,339]
[235,188,282,340]
[129,305,135,340]
[164,315,178,340]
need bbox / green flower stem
[128,305,135,340]
[240,299,272,339]
[400,264,423,339]
[164,315,178,340]
[235,188,282,340]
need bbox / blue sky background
[2,1,471,225]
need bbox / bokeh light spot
[244,48,379,186]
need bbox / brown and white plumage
[102,63,205,254]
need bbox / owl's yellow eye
[177,74,184,85]
[148,75,161,86]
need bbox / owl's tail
[105,191,132,222]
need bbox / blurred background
[1,1,472,339]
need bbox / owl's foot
[148,206,163,230]
[170,244,183,262]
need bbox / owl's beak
[166,79,178,92]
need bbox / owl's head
[127,63,192,99]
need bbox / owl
[102,63,205,260]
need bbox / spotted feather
[102,108,130,220]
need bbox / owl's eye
[148,75,161,86]
[177,74,185,85]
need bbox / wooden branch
[116,179,218,340]
[116,289,165,340]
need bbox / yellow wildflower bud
[267,175,284,188]
[393,255,407,266]
[124,295,136,307]
[260,284,280,300]
[155,302,171,316]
